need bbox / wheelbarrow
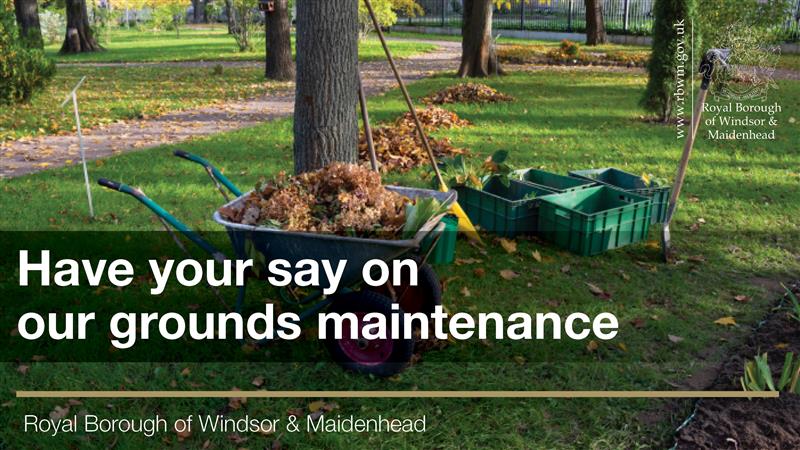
[96,150,456,377]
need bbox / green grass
[1,69,799,449]
[0,65,282,142]
[45,27,436,63]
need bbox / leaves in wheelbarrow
[219,163,440,239]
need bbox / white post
[61,76,94,219]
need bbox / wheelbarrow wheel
[362,258,442,316]
[324,290,414,377]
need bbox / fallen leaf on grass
[499,270,519,280]
[513,355,526,365]
[499,238,517,254]
[686,255,706,263]
[16,365,29,375]
[455,258,482,266]
[586,340,599,352]
[774,343,789,350]
[617,342,628,352]
[251,376,265,388]
[733,295,750,303]
[618,270,630,281]
[714,316,737,326]
[49,405,70,420]
[473,268,485,278]
[585,282,611,300]
[561,264,571,274]
[460,286,472,297]
[629,317,646,329]
[228,388,247,410]
[531,250,542,262]
[668,334,684,343]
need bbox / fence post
[567,0,573,32]
[441,0,446,27]
[520,0,525,30]
[623,0,630,32]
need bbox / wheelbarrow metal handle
[96,178,225,261]
[173,150,243,198]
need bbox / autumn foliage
[358,106,470,173]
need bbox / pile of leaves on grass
[423,83,514,105]
[359,106,470,173]
[219,163,445,239]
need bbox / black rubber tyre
[324,290,414,377]
[363,258,442,316]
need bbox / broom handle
[357,70,379,172]
[666,87,707,222]
[363,0,445,186]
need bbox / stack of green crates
[537,185,653,256]
[568,168,670,224]
[453,177,555,238]
[516,168,596,193]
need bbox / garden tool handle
[362,0,444,186]
[172,150,243,198]
[667,87,707,214]
[98,178,122,192]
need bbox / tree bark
[458,0,502,78]
[192,0,203,23]
[292,0,358,174]
[225,0,233,33]
[60,0,102,53]
[585,0,607,45]
[13,0,43,48]
[265,0,294,81]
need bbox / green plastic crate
[568,167,670,224]
[516,168,596,193]
[454,177,556,238]
[537,185,653,256]
[421,215,458,265]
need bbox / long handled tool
[661,48,730,261]
[357,70,379,172]
[362,0,482,244]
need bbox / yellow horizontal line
[15,391,779,399]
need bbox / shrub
[559,39,580,57]
[1,5,56,105]
[39,9,66,45]
[640,0,697,122]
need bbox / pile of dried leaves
[359,106,469,173]
[219,163,408,238]
[423,83,514,105]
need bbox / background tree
[149,0,187,37]
[60,0,102,53]
[357,0,420,40]
[641,0,696,122]
[293,0,358,174]
[265,0,293,80]
[12,0,42,48]
[458,0,502,77]
[229,0,256,51]
[584,0,606,45]
[1,1,55,104]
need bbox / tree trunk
[265,0,294,80]
[293,0,358,174]
[60,0,102,53]
[225,0,233,33]
[192,0,203,23]
[585,0,607,45]
[458,0,502,78]
[13,0,43,48]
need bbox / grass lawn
[0,65,281,142]
[1,69,799,448]
[45,27,437,63]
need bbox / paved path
[0,40,461,179]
